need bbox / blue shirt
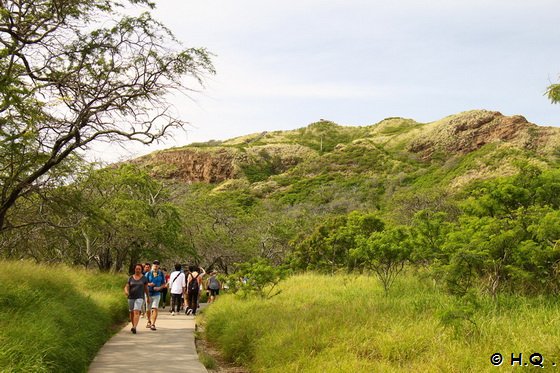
[146,270,166,296]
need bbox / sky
[89,0,560,163]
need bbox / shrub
[226,259,288,299]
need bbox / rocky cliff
[132,147,238,183]
[133,143,317,183]
[407,110,550,158]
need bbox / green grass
[199,351,218,370]
[0,260,127,372]
[282,122,369,154]
[409,144,542,191]
[202,272,560,372]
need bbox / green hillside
[141,110,559,192]
[116,110,560,292]
[134,110,559,224]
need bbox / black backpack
[187,273,199,292]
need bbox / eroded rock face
[408,110,536,158]
[133,144,317,184]
[134,148,239,183]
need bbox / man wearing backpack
[167,263,186,316]
[145,260,167,330]
[186,265,205,315]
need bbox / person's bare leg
[146,308,151,327]
[151,308,158,329]
[132,310,140,328]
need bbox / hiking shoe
[131,327,136,334]
[150,325,157,331]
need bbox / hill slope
[131,110,560,206]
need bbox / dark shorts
[209,289,220,296]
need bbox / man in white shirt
[167,263,186,316]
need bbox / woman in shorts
[124,263,149,334]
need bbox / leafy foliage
[225,258,288,299]
[433,165,560,296]
[290,211,384,273]
[284,120,368,153]
[0,164,185,271]
[0,0,214,231]
[351,226,413,294]
[241,150,285,182]
[546,81,560,103]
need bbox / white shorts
[128,298,143,312]
[149,294,161,309]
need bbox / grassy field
[0,260,127,372]
[202,272,560,372]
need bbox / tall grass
[202,273,560,372]
[0,260,127,372]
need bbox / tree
[290,211,384,273]
[441,216,525,298]
[289,214,342,272]
[179,187,262,273]
[409,210,451,265]
[0,164,186,270]
[351,226,412,295]
[76,164,186,271]
[0,0,215,231]
[226,258,288,299]
[439,166,560,296]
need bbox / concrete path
[89,310,208,373]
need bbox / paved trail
[89,311,207,373]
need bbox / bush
[225,259,289,299]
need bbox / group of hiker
[124,260,222,334]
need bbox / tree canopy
[0,0,214,231]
